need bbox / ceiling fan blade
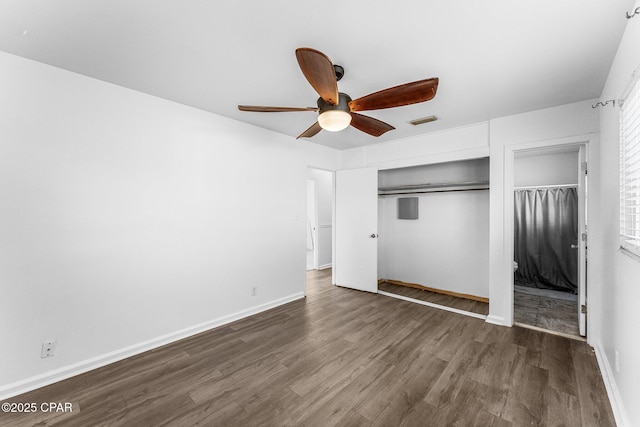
[296,121,323,139]
[350,113,395,137]
[238,105,318,112]
[349,77,439,112]
[295,48,339,105]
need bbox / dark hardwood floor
[514,288,580,337]
[1,269,615,426]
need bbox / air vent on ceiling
[409,115,438,126]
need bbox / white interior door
[334,167,378,293]
[577,145,587,336]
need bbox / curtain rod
[514,184,577,190]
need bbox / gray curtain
[514,187,578,293]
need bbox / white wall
[378,191,490,298]
[340,122,490,171]
[592,3,640,424]
[514,150,579,187]
[378,158,490,187]
[0,52,340,398]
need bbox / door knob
[370,233,378,238]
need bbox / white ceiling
[0,1,634,150]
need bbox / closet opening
[512,145,587,339]
[377,158,490,318]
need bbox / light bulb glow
[318,110,352,132]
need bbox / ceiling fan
[238,48,439,139]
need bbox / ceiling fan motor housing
[317,92,352,114]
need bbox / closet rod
[379,187,489,196]
[379,180,488,193]
[514,184,577,190]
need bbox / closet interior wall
[378,158,490,299]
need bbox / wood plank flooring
[1,269,615,426]
[514,289,580,337]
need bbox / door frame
[305,166,336,293]
[577,145,587,336]
[504,137,590,337]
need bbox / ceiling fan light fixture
[318,110,352,131]
[317,92,353,132]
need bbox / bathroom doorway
[512,145,587,338]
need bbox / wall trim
[374,146,490,171]
[593,342,630,427]
[318,263,333,270]
[0,292,305,400]
[514,322,586,342]
[381,279,489,303]
[378,290,487,320]
[485,314,508,326]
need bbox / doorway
[512,145,587,338]
[306,167,334,273]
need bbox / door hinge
[581,304,587,314]
[582,232,587,242]
[581,161,588,174]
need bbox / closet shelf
[378,180,489,195]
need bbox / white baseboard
[318,263,332,270]
[0,292,305,401]
[593,343,629,427]
[485,314,508,326]
[378,290,487,320]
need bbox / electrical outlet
[41,340,57,358]
[615,350,620,373]
[251,286,258,296]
